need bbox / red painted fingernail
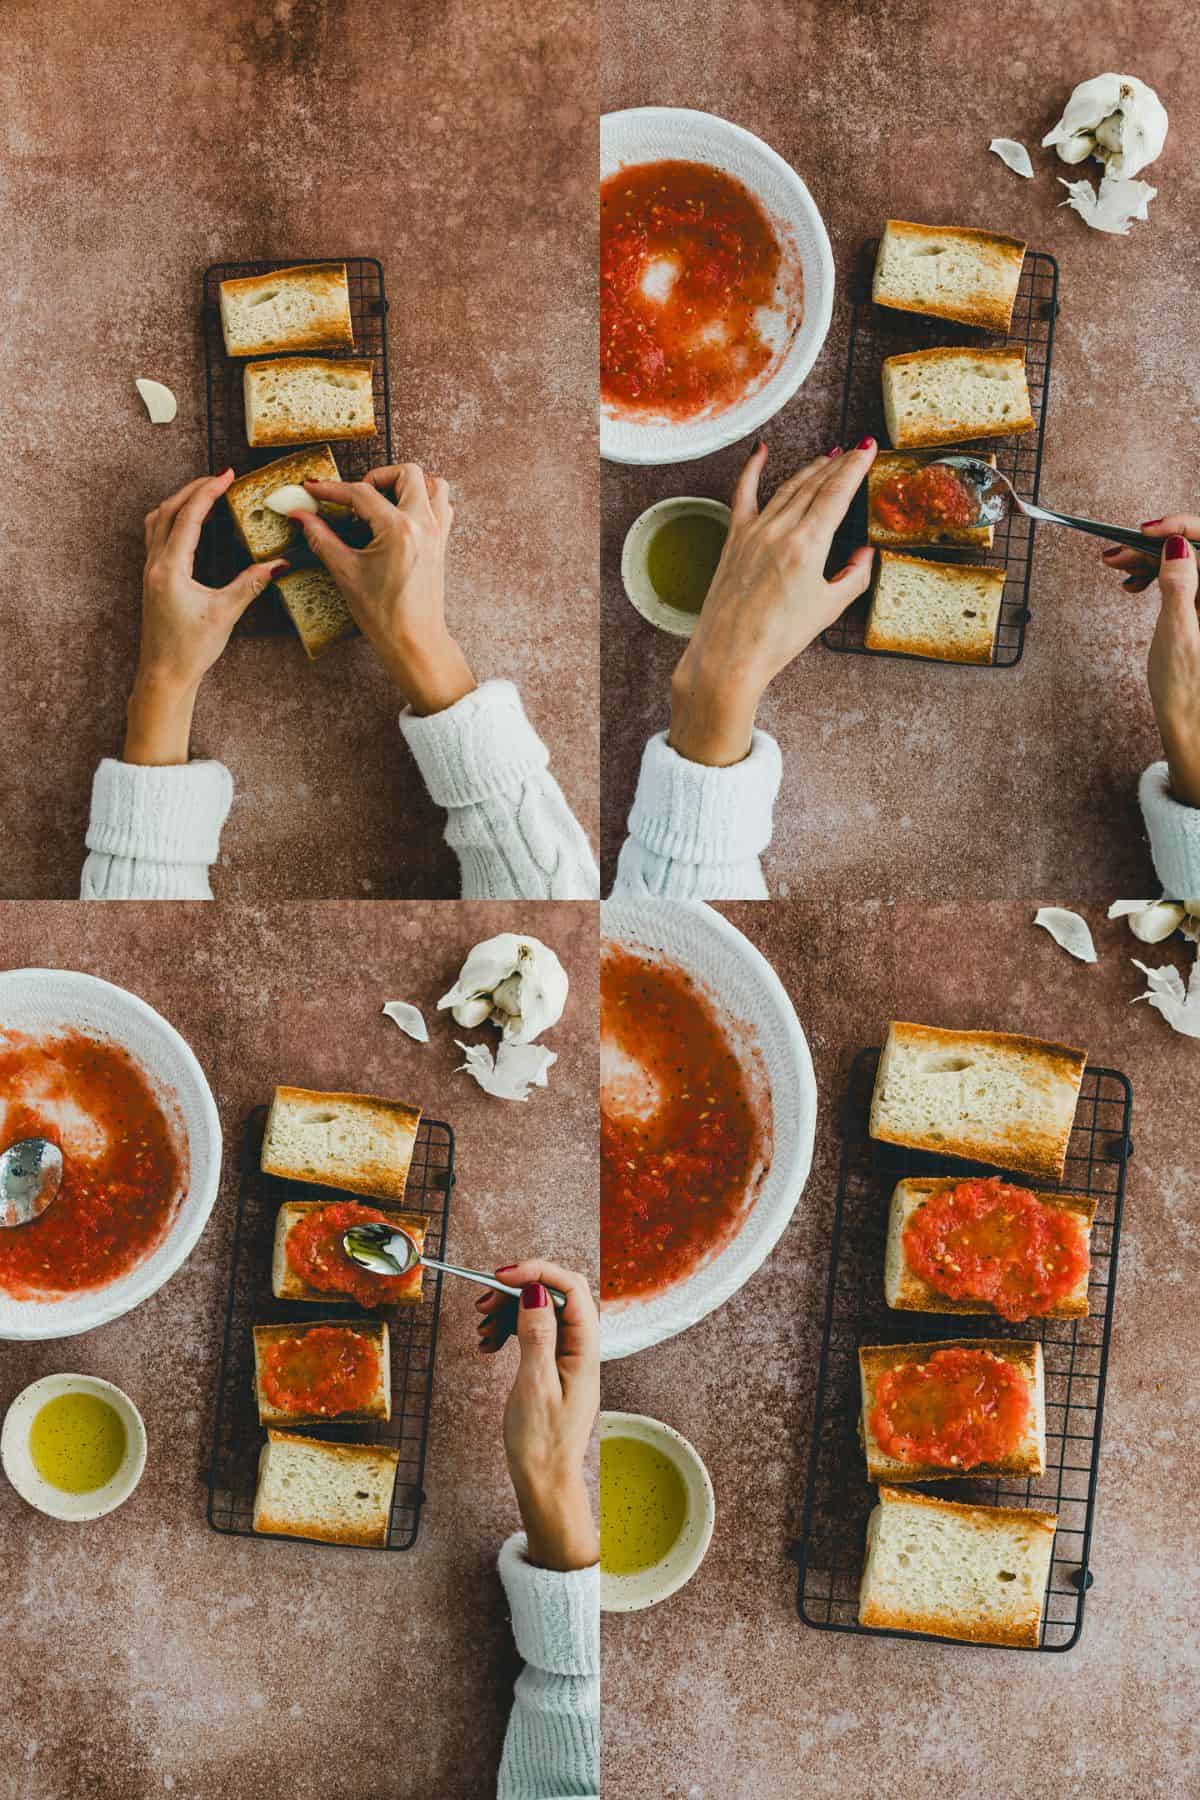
[1141,518,1163,529]
[1165,536,1189,561]
[857,436,875,450]
[268,559,289,574]
[521,1282,548,1310]
[826,445,842,458]
[496,1264,516,1274]
[1101,545,1122,559]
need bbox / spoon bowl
[342,1222,569,1310]
[0,1139,63,1229]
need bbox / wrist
[124,669,201,767]
[669,656,759,767]
[378,630,476,715]
[513,1468,597,1572]
[1159,719,1200,808]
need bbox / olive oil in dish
[600,1434,689,1575]
[28,1391,127,1493]
[644,510,728,614]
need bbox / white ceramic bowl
[0,969,222,1340]
[600,107,835,465]
[600,900,817,1362]
[1,1372,147,1520]
[621,496,731,638]
[600,1411,715,1612]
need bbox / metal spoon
[342,1222,568,1310]
[0,1138,63,1228]
[931,455,1200,559]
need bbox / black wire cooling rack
[822,239,1060,668]
[793,1047,1131,1651]
[205,1106,454,1551]
[197,256,393,631]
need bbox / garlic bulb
[1043,73,1168,181]
[438,934,568,1044]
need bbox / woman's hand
[668,439,878,767]
[290,462,476,715]
[477,1261,599,1572]
[126,470,286,766]
[1102,519,1200,807]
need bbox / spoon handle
[1020,501,1200,558]
[421,1255,568,1310]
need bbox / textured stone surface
[601,899,1200,1799]
[600,1,1199,896]
[0,0,597,900]
[0,900,598,1799]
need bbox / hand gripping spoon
[0,1138,63,1229]
[931,455,1200,559]
[342,1221,568,1311]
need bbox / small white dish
[621,496,731,638]
[1,1373,147,1521]
[600,1411,715,1613]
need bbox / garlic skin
[438,934,568,1044]
[988,138,1034,179]
[1043,73,1168,181]
[455,1040,557,1102]
[1059,173,1156,236]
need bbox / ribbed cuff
[498,1534,599,1678]
[86,758,233,865]
[399,681,549,809]
[627,729,782,867]
[1139,762,1200,902]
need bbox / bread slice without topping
[261,1085,421,1201]
[226,445,344,562]
[244,357,376,448]
[865,550,1005,664]
[271,1200,428,1305]
[252,1429,400,1546]
[858,1338,1045,1482]
[274,567,358,660]
[882,347,1033,450]
[252,1319,392,1426]
[872,220,1027,333]
[867,450,996,550]
[869,1021,1087,1180]
[858,1484,1057,1647]
[883,1177,1096,1318]
[219,262,355,358]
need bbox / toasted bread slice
[867,451,996,550]
[271,1201,428,1306]
[219,263,355,358]
[261,1085,420,1201]
[244,356,375,448]
[884,1177,1096,1319]
[274,568,358,660]
[882,347,1033,450]
[872,221,1026,333]
[226,446,347,563]
[859,1484,1057,1647]
[858,1338,1045,1482]
[869,1022,1087,1180]
[865,550,1005,664]
[252,1429,399,1547]
[252,1320,391,1426]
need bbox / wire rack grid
[206,1107,454,1551]
[794,1047,1131,1651]
[822,239,1060,668]
[197,256,393,631]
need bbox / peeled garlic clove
[135,377,177,424]
[1056,130,1097,165]
[490,974,524,1018]
[1128,901,1185,943]
[438,933,568,1044]
[451,995,493,1029]
[265,484,317,516]
[1093,111,1125,155]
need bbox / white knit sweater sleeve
[496,1534,599,1800]
[611,728,782,899]
[399,681,600,899]
[80,758,233,900]
[1139,762,1200,899]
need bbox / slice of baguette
[252,1428,400,1547]
[261,1085,420,1201]
[271,1201,428,1305]
[858,1338,1045,1482]
[872,221,1026,333]
[275,568,358,660]
[865,550,1005,664]
[867,450,996,550]
[884,1177,1096,1319]
[869,1022,1087,1180]
[244,356,376,448]
[226,445,345,562]
[859,1484,1057,1647]
[882,347,1033,450]
[219,263,355,358]
[252,1320,391,1426]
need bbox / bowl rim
[0,968,223,1340]
[599,105,836,465]
[1,1371,148,1520]
[620,494,733,639]
[599,1409,716,1612]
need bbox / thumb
[513,1282,559,1381]
[222,557,288,617]
[290,510,356,584]
[1158,536,1199,623]
[825,543,875,614]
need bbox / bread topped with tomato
[858,1338,1045,1484]
[271,1200,427,1307]
[252,1319,391,1427]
